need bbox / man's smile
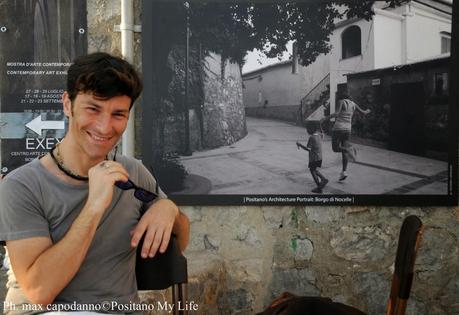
[86,131,113,143]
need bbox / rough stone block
[292,237,314,262]
[330,225,391,261]
[304,207,345,224]
[353,272,390,314]
[268,268,319,303]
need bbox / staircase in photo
[298,73,330,126]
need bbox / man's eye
[87,107,98,112]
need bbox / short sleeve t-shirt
[306,134,322,162]
[332,99,356,131]
[0,156,167,314]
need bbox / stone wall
[159,51,248,153]
[201,52,247,149]
[179,206,459,315]
[162,109,203,153]
[0,2,457,315]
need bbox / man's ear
[62,92,72,117]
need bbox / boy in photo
[296,121,329,194]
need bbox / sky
[242,41,293,74]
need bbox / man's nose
[95,113,112,134]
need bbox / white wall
[243,63,297,108]
[243,54,329,109]
[243,1,451,114]
[328,1,451,112]
[405,2,452,62]
[297,53,330,101]
[329,18,375,112]
[373,13,403,68]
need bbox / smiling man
[0,52,190,314]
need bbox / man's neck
[58,138,104,176]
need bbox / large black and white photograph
[141,0,457,205]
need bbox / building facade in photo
[242,0,452,130]
[346,55,450,158]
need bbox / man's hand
[86,161,129,213]
[5,159,131,306]
[364,109,371,115]
[130,199,179,258]
[296,142,301,149]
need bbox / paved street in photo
[179,117,449,195]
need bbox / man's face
[62,92,131,161]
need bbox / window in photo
[441,32,451,54]
[342,25,361,59]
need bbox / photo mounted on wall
[0,0,87,173]
[141,0,458,206]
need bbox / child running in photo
[296,121,329,193]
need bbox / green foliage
[148,1,404,152]
[352,92,390,142]
[151,1,396,77]
[150,1,402,101]
[167,45,206,114]
[189,2,381,67]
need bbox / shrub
[151,153,188,194]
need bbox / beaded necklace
[50,143,89,181]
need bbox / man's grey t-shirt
[0,156,166,314]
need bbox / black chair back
[136,234,187,290]
[136,235,188,315]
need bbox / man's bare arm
[172,209,190,253]
[6,205,104,305]
[130,199,190,258]
[6,160,129,305]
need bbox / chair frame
[386,215,424,315]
